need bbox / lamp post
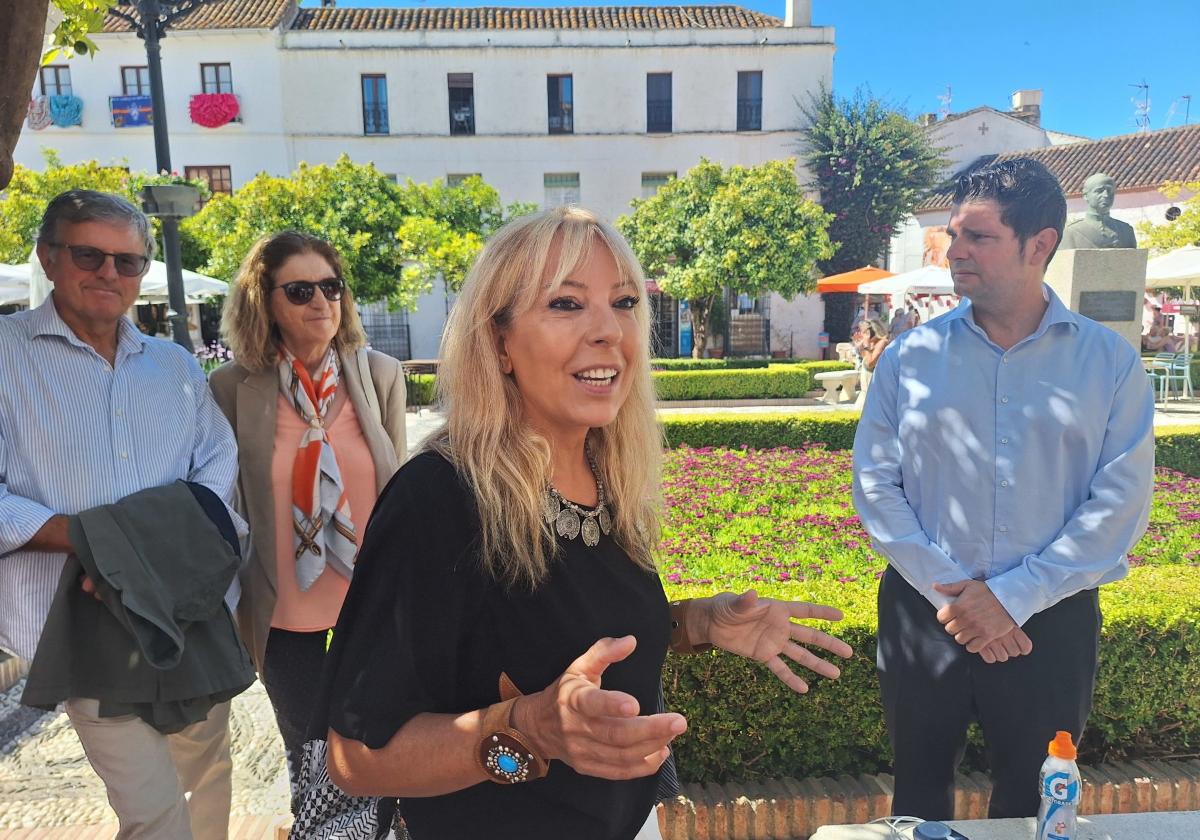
[109,0,215,351]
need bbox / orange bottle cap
[1048,730,1077,760]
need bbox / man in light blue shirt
[853,159,1154,820]
[0,190,240,839]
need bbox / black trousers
[877,566,1100,820]
[260,627,331,802]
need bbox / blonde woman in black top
[310,207,852,840]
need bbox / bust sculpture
[1061,173,1137,249]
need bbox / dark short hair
[36,189,156,259]
[952,158,1067,266]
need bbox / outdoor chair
[1164,352,1194,401]
[1146,353,1175,404]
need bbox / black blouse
[312,451,671,840]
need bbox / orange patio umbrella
[816,266,894,293]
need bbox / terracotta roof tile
[102,0,294,33]
[917,124,1200,212]
[290,5,782,32]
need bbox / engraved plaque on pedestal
[1045,249,1148,350]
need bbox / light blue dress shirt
[853,286,1155,627]
[0,296,240,660]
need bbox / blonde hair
[220,231,368,371]
[863,317,888,340]
[425,206,662,590]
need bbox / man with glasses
[0,190,240,839]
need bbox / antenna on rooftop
[1130,80,1151,132]
[1184,95,1193,126]
[937,85,952,120]
[1164,98,1179,129]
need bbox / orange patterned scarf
[278,347,357,591]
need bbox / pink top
[270,392,378,631]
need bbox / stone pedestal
[1045,248,1148,350]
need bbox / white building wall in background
[13,5,837,357]
[15,30,289,183]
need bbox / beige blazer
[209,349,406,672]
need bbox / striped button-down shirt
[0,297,239,660]
[853,286,1155,627]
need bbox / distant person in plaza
[853,316,889,400]
[888,307,909,339]
[1142,318,1182,353]
[300,206,852,839]
[1060,172,1137,249]
[0,190,245,839]
[853,158,1155,820]
[208,231,407,799]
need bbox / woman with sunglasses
[208,231,407,800]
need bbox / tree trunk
[690,298,709,359]
[0,0,49,190]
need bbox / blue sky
[311,0,1200,139]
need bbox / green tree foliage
[1139,181,1200,250]
[619,158,832,357]
[393,175,536,294]
[0,149,208,263]
[800,87,945,274]
[185,158,531,309]
[44,0,112,61]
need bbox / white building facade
[15,0,836,358]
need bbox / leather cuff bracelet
[476,674,549,784]
[669,599,714,654]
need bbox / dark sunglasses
[50,243,150,277]
[271,278,345,305]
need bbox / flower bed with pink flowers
[659,446,1200,592]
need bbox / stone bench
[814,370,858,405]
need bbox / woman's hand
[512,636,687,781]
[693,591,853,694]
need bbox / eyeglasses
[271,278,345,306]
[50,243,150,277]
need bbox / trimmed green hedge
[662,412,860,450]
[661,413,1200,476]
[654,368,811,400]
[406,362,856,404]
[406,374,436,407]
[1153,425,1200,477]
[652,362,854,401]
[663,565,1200,781]
[651,358,771,371]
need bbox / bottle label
[1042,771,1079,802]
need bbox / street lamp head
[140,184,202,219]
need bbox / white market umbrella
[857,265,956,326]
[28,248,51,307]
[0,260,226,304]
[0,281,28,306]
[0,263,27,283]
[1146,245,1200,289]
[1145,245,1200,352]
[858,265,955,296]
[136,262,228,301]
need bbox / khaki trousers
[65,698,233,840]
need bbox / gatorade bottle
[1035,731,1081,840]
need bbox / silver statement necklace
[543,448,612,547]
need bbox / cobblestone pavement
[0,679,290,830]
